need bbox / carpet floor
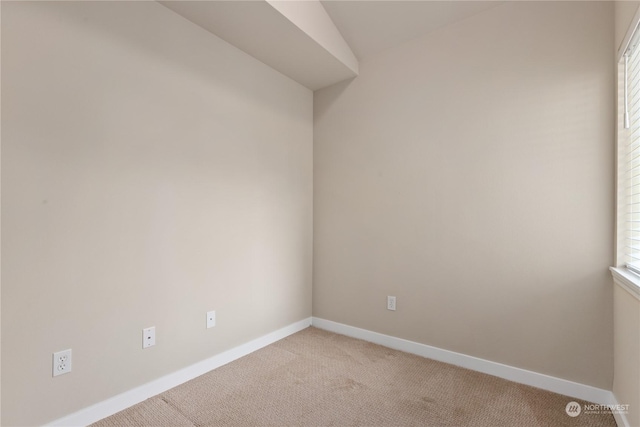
[92,327,616,426]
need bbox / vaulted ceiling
[161,1,502,91]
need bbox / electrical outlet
[143,326,156,349]
[206,311,216,329]
[53,349,72,377]
[387,296,396,311]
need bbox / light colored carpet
[92,327,616,426]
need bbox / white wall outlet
[53,349,72,377]
[143,326,156,349]
[387,296,397,311]
[206,310,216,329]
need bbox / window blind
[619,28,640,274]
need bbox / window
[618,17,640,275]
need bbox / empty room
[2,1,639,426]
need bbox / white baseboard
[46,317,313,427]
[312,317,616,407]
[613,410,631,427]
[47,317,627,427]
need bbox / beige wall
[614,3,640,426]
[613,285,640,427]
[1,2,312,425]
[314,1,614,390]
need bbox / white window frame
[612,8,640,301]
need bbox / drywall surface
[314,1,614,390]
[267,0,358,74]
[1,2,312,425]
[160,1,356,91]
[613,285,640,427]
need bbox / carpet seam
[159,395,198,427]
